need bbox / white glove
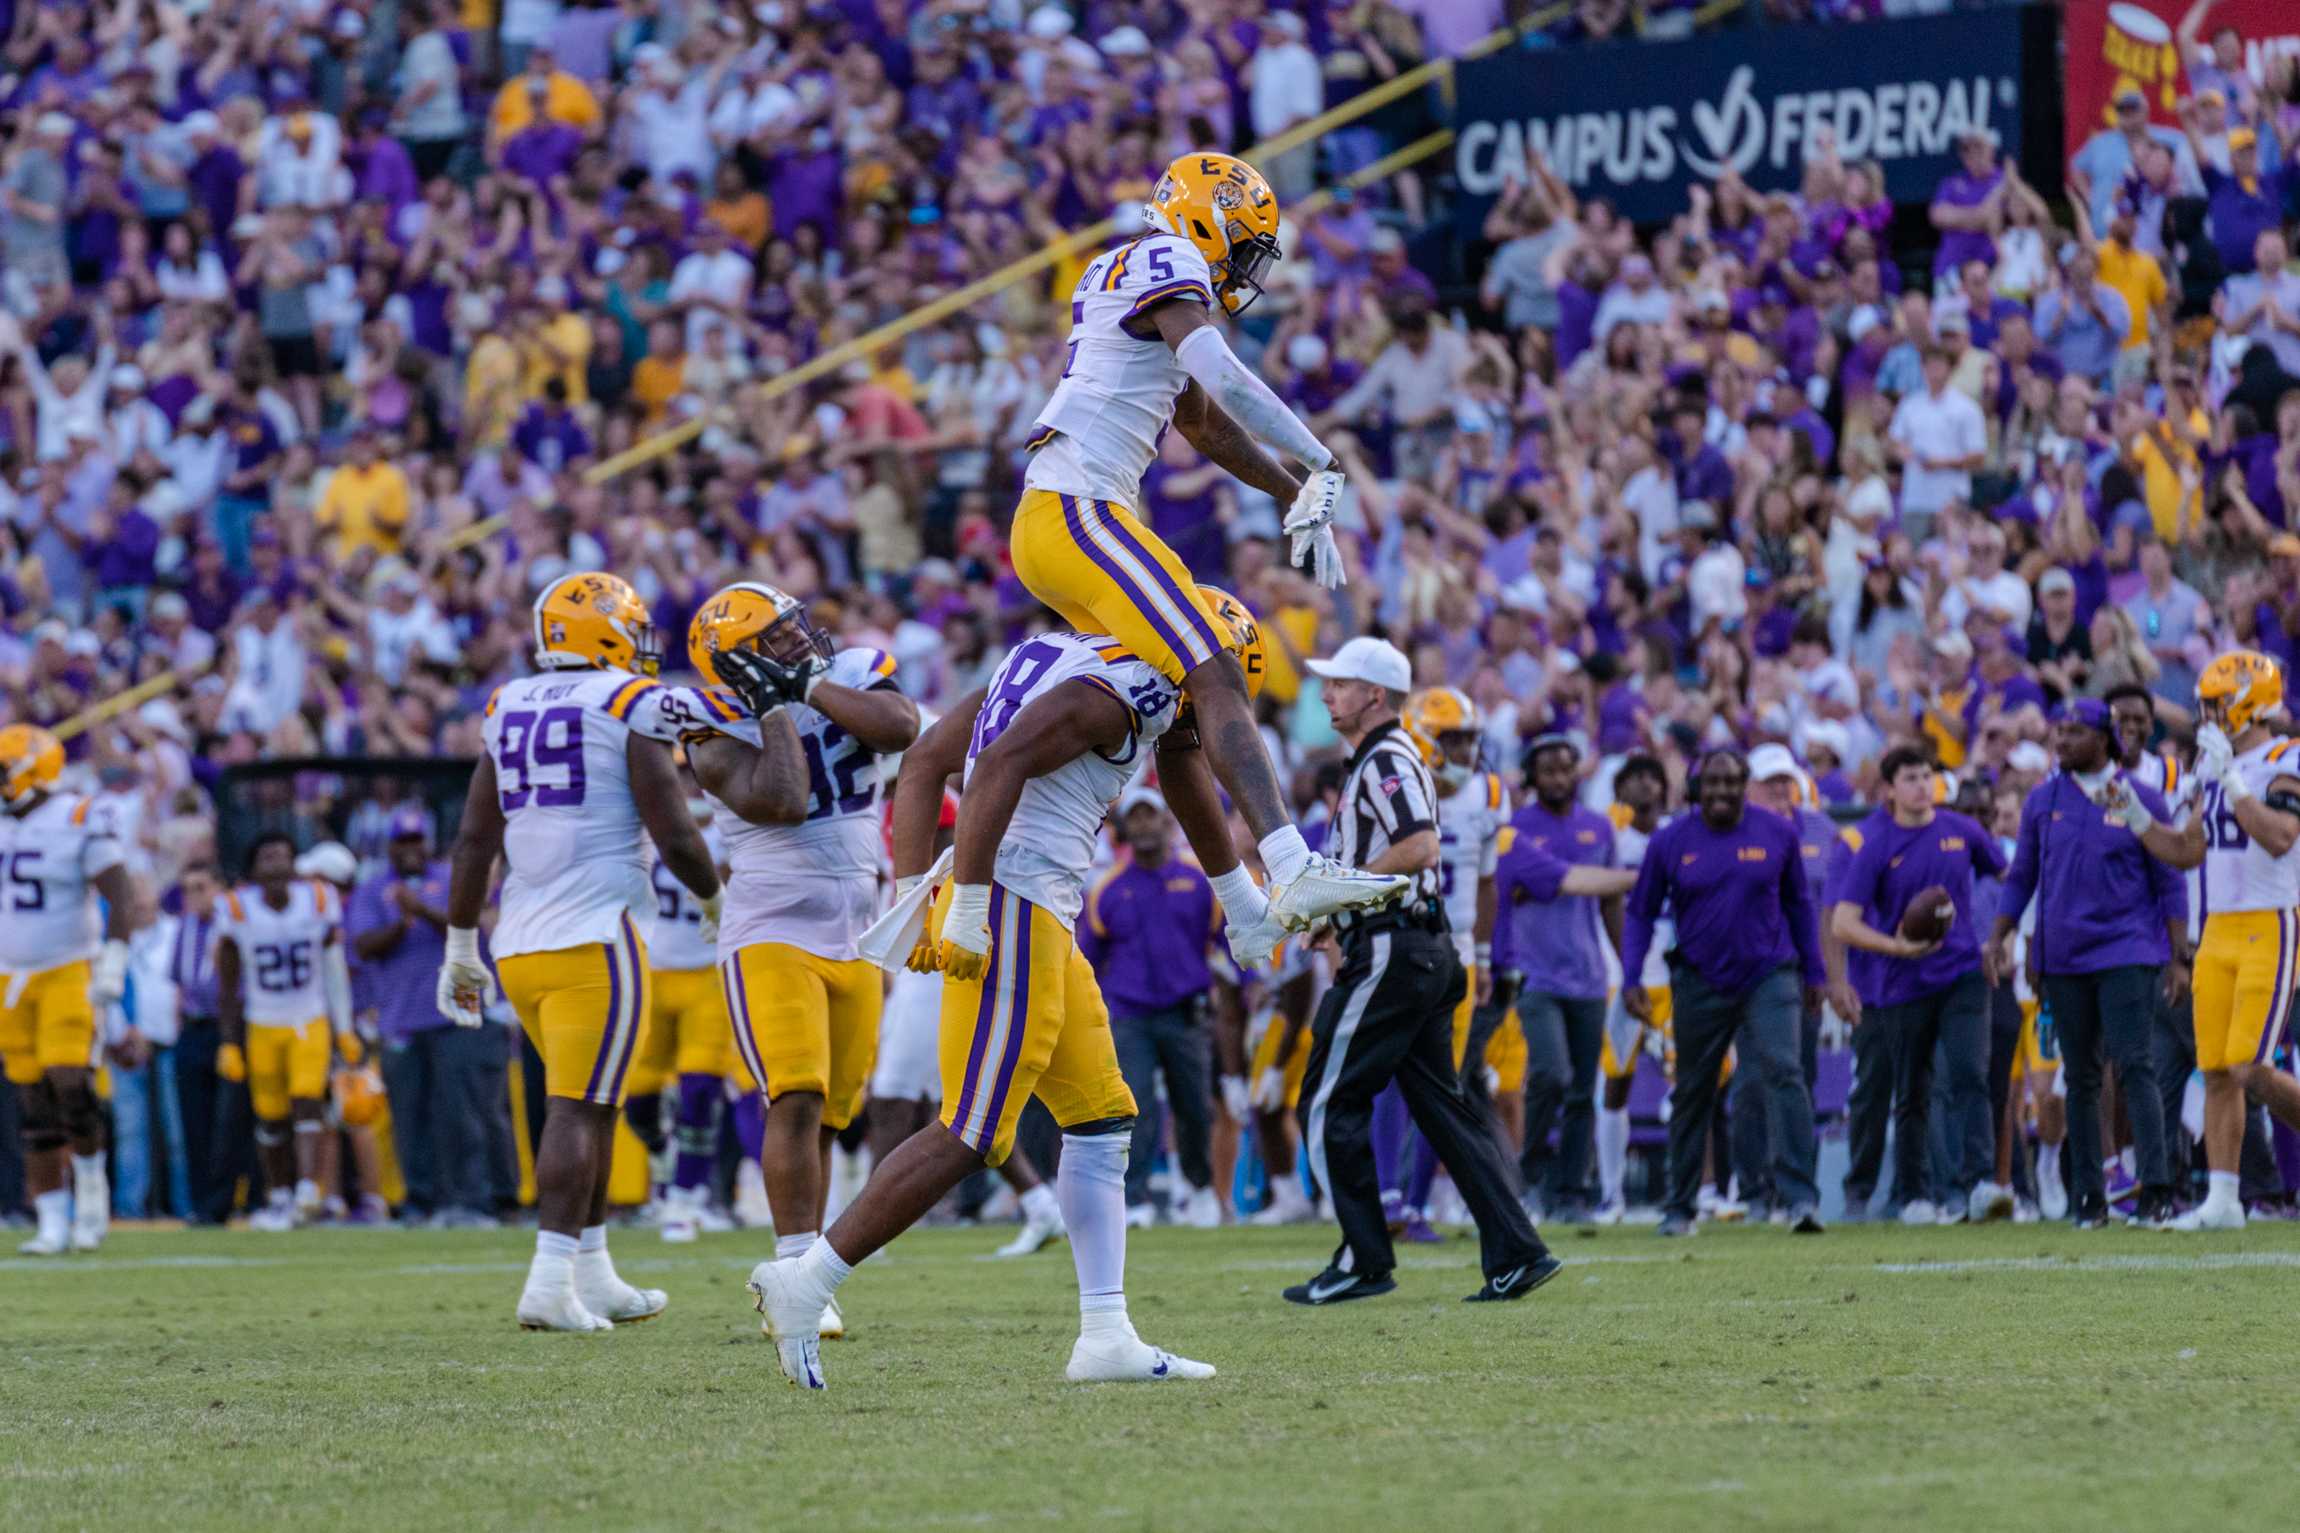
[697,888,725,946]
[436,926,495,1029]
[1219,1074,1250,1120]
[90,939,130,1008]
[2195,724,2234,785]
[1249,1064,1286,1111]
[1282,469,1347,589]
[938,882,993,982]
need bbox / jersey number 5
[5,850,41,911]
[497,706,588,811]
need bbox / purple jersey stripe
[1095,500,1222,664]
[948,885,1006,1145]
[1059,495,1192,664]
[603,915,644,1102]
[972,889,1036,1147]
[584,930,624,1101]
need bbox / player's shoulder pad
[831,645,899,691]
[601,673,661,723]
[1486,773,1503,812]
[1113,235,1215,317]
[482,683,506,718]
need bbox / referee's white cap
[1307,636,1412,693]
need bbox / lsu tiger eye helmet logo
[532,572,660,675]
[1144,152,1282,315]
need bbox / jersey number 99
[497,706,588,811]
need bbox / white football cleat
[2037,1171,2068,1222]
[993,1201,1067,1258]
[748,1258,828,1390]
[1967,1182,2014,1223]
[733,1160,774,1230]
[247,1201,299,1233]
[660,1207,699,1244]
[69,1200,108,1252]
[579,1276,668,1325]
[1265,854,1411,932]
[1897,1199,1938,1227]
[1180,1185,1223,1229]
[697,1202,736,1235]
[817,1297,845,1340]
[1591,1198,1626,1227]
[2170,1200,2246,1232]
[17,1229,68,1256]
[1249,1177,1315,1226]
[1066,1330,1216,1383]
[1124,1202,1157,1231]
[518,1284,613,1333]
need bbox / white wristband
[1474,942,1492,970]
[2226,771,2255,803]
[446,926,480,966]
[947,883,990,929]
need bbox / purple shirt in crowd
[1930,168,2000,274]
[1998,771,2181,975]
[1621,807,1826,996]
[1830,807,2004,1007]
[347,859,455,1040]
[1076,854,1217,1019]
[1492,799,1618,1001]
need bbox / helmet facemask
[1215,230,1281,316]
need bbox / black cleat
[1463,1253,1562,1303]
[1282,1265,1396,1306]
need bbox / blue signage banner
[1452,8,2040,227]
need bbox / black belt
[1335,896,1449,940]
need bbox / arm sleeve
[1171,323,1333,471]
[322,942,353,1034]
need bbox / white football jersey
[1023,231,1216,509]
[2133,747,2204,926]
[0,794,123,973]
[2200,739,2300,915]
[1613,818,1672,989]
[218,879,340,1025]
[966,632,1184,930]
[482,668,710,960]
[648,821,728,972]
[708,646,901,963]
[1437,771,1509,968]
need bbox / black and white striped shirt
[1330,721,1443,910]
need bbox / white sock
[1596,1108,1629,1206]
[34,1188,69,1240]
[2209,1170,2241,1205]
[294,1177,320,1208]
[1259,826,1310,887]
[1020,1183,1060,1225]
[579,1223,607,1255]
[1058,1132,1131,1332]
[794,1236,853,1305]
[2118,1148,2136,1177]
[2037,1141,2060,1188]
[530,1229,578,1291]
[71,1151,104,1186]
[775,1231,817,1261]
[1209,863,1265,921]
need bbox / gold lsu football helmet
[686,580,836,690]
[532,571,660,676]
[1,722,65,810]
[1404,688,1481,791]
[2198,649,2286,734]
[1145,152,1283,316]
[1197,584,1267,700]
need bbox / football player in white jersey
[748,598,1270,1390]
[0,724,132,1255]
[1405,689,1508,1064]
[2151,652,2300,1230]
[214,833,351,1231]
[679,580,920,1341]
[440,573,725,1331]
[627,799,734,1244]
[1009,150,1405,944]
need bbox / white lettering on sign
[1455,63,2017,197]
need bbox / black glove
[716,648,812,717]
[1490,969,1525,1013]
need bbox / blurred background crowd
[2,0,2296,1225]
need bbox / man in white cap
[1282,636,1558,1306]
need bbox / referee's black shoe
[1463,1253,1563,1304]
[1282,1265,1397,1306]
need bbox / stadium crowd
[1,0,2297,1238]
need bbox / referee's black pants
[1297,926,1548,1282]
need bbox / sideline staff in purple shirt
[1620,748,1827,1236]
[1988,699,2187,1227]
[1830,746,2009,1223]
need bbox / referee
[1284,637,1558,1307]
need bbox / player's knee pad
[18,1079,65,1153]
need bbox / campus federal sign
[1452,7,2046,228]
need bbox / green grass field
[7,1218,2299,1530]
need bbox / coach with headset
[1620,747,1828,1237]
[1281,637,1557,1308]
[1988,699,2187,1228]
